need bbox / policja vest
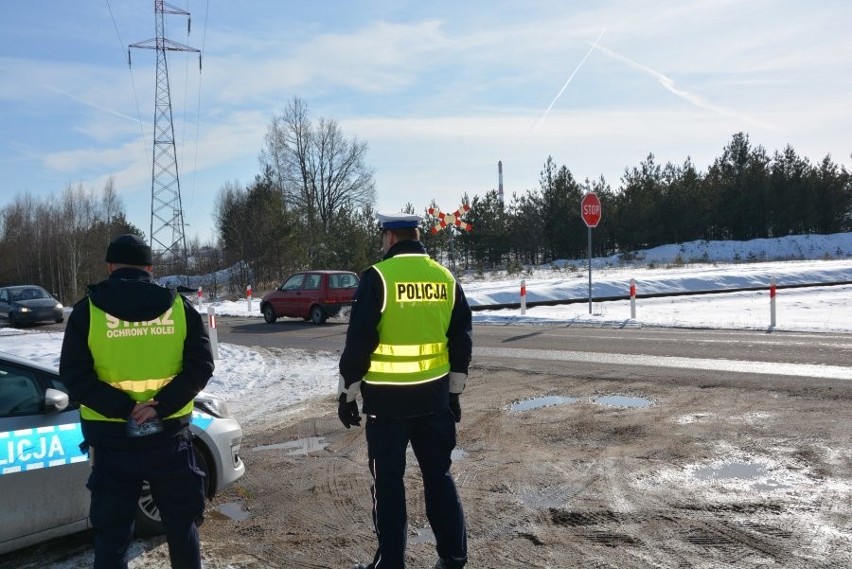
[81,296,192,422]
[363,253,455,386]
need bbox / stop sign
[581,193,602,228]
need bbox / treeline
[2,128,850,304]
[0,179,243,304]
[0,181,145,305]
[209,130,852,291]
[450,132,852,271]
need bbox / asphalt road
[217,316,852,388]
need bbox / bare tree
[313,117,375,229]
[260,97,375,234]
[101,177,122,227]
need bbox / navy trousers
[87,434,206,569]
[365,411,467,569]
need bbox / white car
[0,351,244,554]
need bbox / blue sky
[2,1,850,242]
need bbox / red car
[260,270,359,325]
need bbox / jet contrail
[593,44,775,130]
[532,28,606,131]
[43,84,139,123]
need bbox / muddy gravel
[190,363,852,569]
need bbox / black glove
[449,393,461,423]
[338,393,361,428]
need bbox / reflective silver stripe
[110,377,172,392]
[375,268,388,313]
[372,342,445,356]
[362,372,448,386]
[367,353,449,375]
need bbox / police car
[0,351,244,554]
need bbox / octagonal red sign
[581,193,602,228]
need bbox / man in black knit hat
[60,234,214,569]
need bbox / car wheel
[310,305,327,325]
[9,313,20,328]
[55,316,64,324]
[134,443,211,537]
[262,304,277,324]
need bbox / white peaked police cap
[377,212,422,230]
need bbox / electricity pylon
[129,1,201,273]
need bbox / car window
[304,274,321,290]
[330,273,358,289]
[12,288,42,301]
[0,364,42,417]
[281,274,305,291]
[0,289,7,302]
[28,288,48,299]
[18,288,33,300]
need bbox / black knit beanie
[105,234,153,266]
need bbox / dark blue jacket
[60,268,214,449]
[339,240,473,418]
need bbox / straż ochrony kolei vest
[364,253,455,386]
[82,296,192,422]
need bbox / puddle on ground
[695,462,765,480]
[409,526,435,544]
[210,500,250,521]
[510,394,652,412]
[252,436,329,456]
[592,395,652,408]
[510,396,579,412]
[693,462,789,490]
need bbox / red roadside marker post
[770,278,777,328]
[206,305,219,360]
[581,193,602,314]
[630,278,636,319]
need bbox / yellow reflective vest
[363,253,455,385]
[81,296,191,422]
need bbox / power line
[188,0,210,241]
[105,0,151,192]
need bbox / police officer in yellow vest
[60,234,214,569]
[339,213,473,569]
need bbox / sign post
[581,193,602,314]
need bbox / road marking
[474,347,852,380]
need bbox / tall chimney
[498,160,504,204]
